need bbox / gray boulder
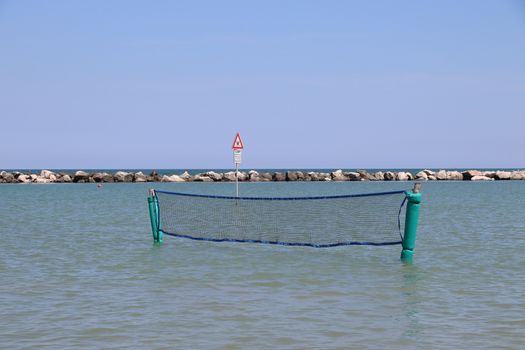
[415,171,428,181]
[273,172,286,181]
[237,172,248,181]
[18,174,31,183]
[260,172,272,181]
[222,172,237,182]
[384,172,395,181]
[161,174,185,182]
[35,177,50,184]
[193,174,213,182]
[357,170,373,181]
[1,171,15,183]
[511,171,525,180]
[74,171,90,183]
[331,169,347,181]
[179,171,192,181]
[397,172,410,181]
[462,170,482,180]
[308,172,320,181]
[206,171,223,181]
[134,172,147,182]
[62,174,72,183]
[496,171,511,180]
[40,170,56,179]
[483,171,497,179]
[436,170,448,181]
[248,170,260,182]
[345,172,361,181]
[373,172,385,181]
[471,175,494,181]
[92,172,110,182]
[447,171,463,181]
[114,171,133,182]
[286,171,298,181]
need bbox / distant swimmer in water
[97,183,103,188]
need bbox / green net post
[148,189,163,244]
[401,183,422,262]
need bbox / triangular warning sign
[231,132,244,150]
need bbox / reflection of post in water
[401,264,421,338]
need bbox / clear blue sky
[1,1,524,169]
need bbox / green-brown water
[1,181,524,349]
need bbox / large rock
[286,171,298,181]
[35,177,50,184]
[397,172,410,181]
[357,170,373,181]
[161,174,185,182]
[237,172,248,181]
[415,171,428,181]
[511,171,525,180]
[345,172,361,181]
[134,172,147,182]
[223,172,237,181]
[114,171,134,182]
[495,171,511,180]
[40,170,56,179]
[447,171,463,181]
[17,174,31,183]
[92,172,113,183]
[248,170,260,182]
[0,171,15,183]
[462,170,482,181]
[483,171,497,179]
[308,172,320,181]
[179,171,192,181]
[260,172,272,181]
[331,169,347,181]
[73,171,90,183]
[373,172,384,181]
[205,171,223,181]
[471,175,494,181]
[62,174,72,183]
[147,171,161,182]
[193,174,213,182]
[436,170,448,181]
[273,172,286,181]
[384,172,395,181]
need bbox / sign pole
[235,162,239,197]
[231,132,244,198]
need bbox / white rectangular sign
[233,149,242,164]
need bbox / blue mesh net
[155,190,408,247]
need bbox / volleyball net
[150,189,410,248]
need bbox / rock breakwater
[1,169,524,184]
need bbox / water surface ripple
[1,181,524,349]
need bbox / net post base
[400,249,413,262]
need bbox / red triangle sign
[231,132,244,150]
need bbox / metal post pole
[235,163,239,197]
[401,183,421,262]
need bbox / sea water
[1,181,524,349]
